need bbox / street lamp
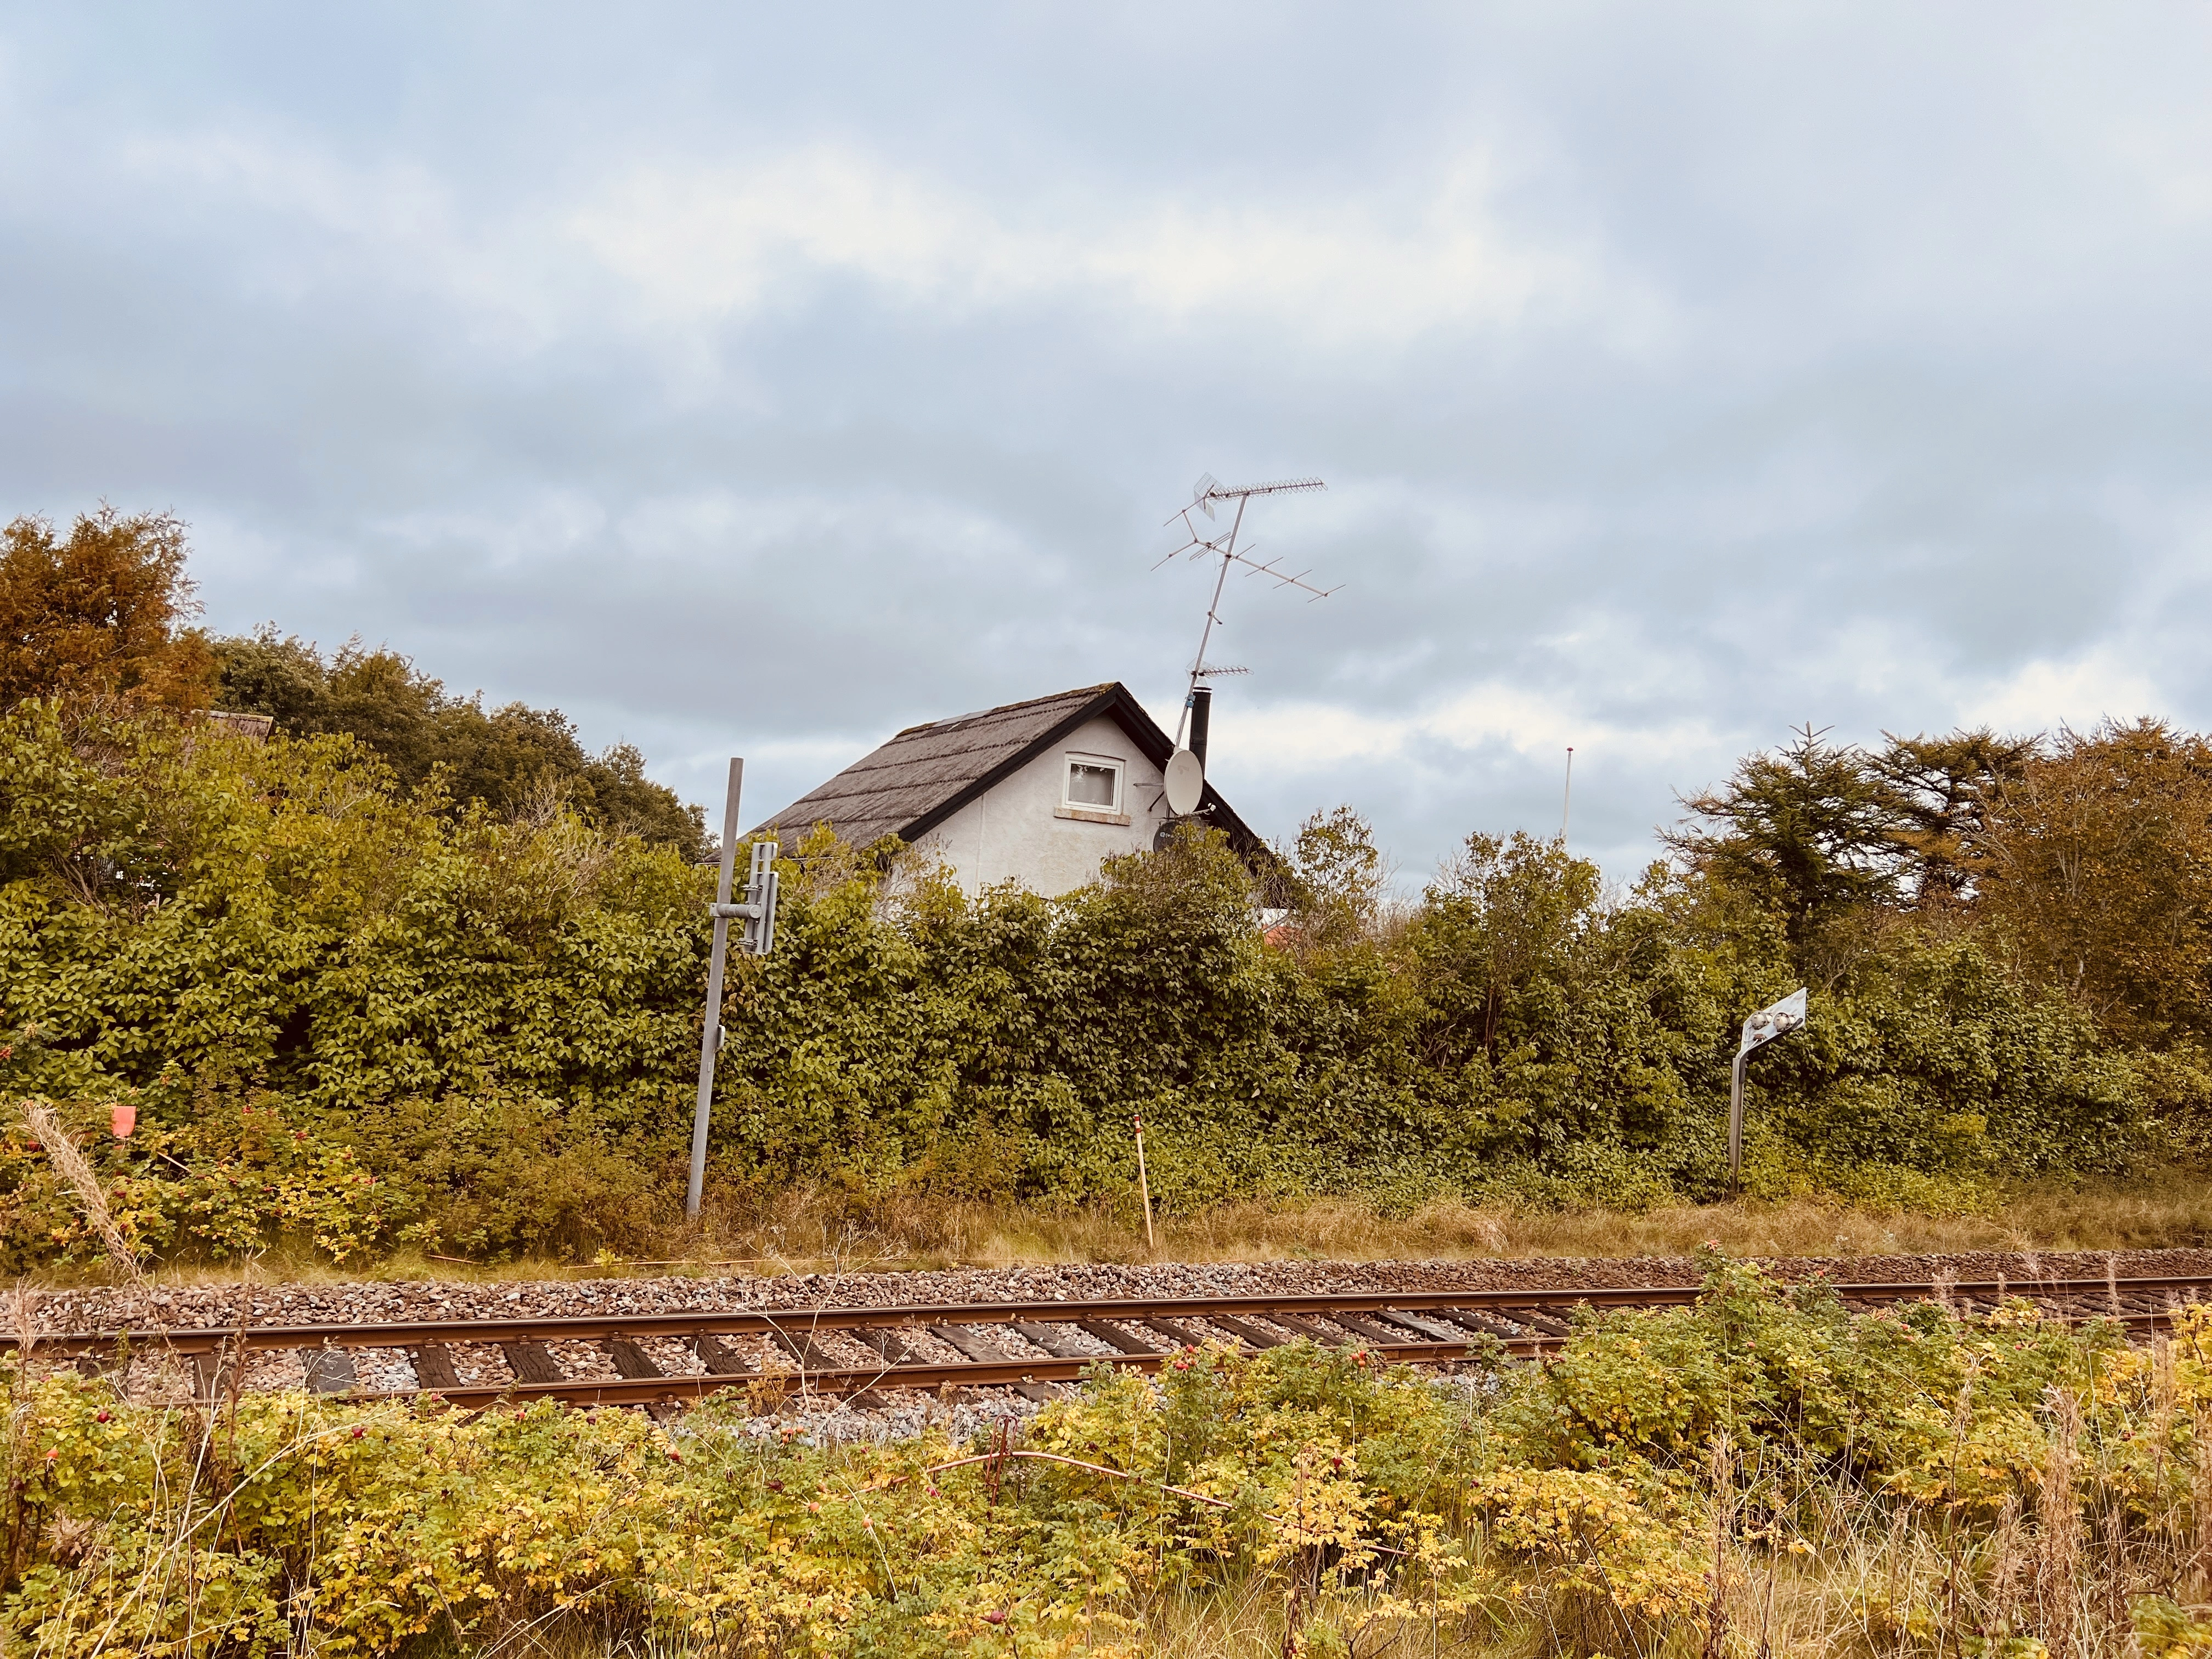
[1730,988,1807,1188]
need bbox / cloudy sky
[4,5,2210,883]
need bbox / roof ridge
[747,679,1260,863]
[893,681,1122,738]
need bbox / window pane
[1068,763,1117,806]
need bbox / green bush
[0,701,2154,1268]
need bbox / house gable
[916,712,1171,895]
[749,681,1262,893]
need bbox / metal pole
[1729,1050,1748,1188]
[1174,495,1248,747]
[686,759,744,1222]
[1726,990,1804,1193]
[1133,1112,1155,1250]
[1560,747,1574,844]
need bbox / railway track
[14,1274,2206,1414]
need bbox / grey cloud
[4,4,2212,883]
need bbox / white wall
[916,714,1171,896]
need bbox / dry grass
[603,1169,2212,1273]
[27,1169,2212,1290]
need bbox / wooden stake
[1133,1113,1155,1250]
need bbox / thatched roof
[749,681,1260,855]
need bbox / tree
[1663,725,1905,947]
[213,629,706,855]
[1972,719,2212,1043]
[1413,830,1603,1061]
[0,508,213,711]
[1278,806,1388,950]
[1874,728,2038,907]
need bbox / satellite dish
[1164,748,1204,816]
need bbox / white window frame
[1058,752,1129,824]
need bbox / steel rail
[112,1302,2206,1415]
[15,1274,2202,1361]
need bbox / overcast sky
[4,5,2210,883]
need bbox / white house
[751,682,1262,896]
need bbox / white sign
[1737,988,1808,1057]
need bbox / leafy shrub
[0,698,2158,1267]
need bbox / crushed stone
[31,1247,2212,1338]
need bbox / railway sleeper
[1076,1319,1162,1356]
[851,1327,918,1366]
[302,1347,358,1394]
[1376,1310,1472,1344]
[927,1324,1011,1363]
[1326,1311,1412,1346]
[500,1341,567,1385]
[1262,1312,1344,1345]
[693,1333,754,1375]
[1429,1310,1525,1341]
[190,1350,240,1403]
[1203,1313,1287,1350]
[411,1344,461,1390]
[607,1338,663,1380]
[1009,1320,1092,1359]
[1513,1318,1583,1345]
[765,1325,836,1370]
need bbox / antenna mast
[1158,473,1335,745]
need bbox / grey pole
[1729,1049,1750,1185]
[686,759,744,1222]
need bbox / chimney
[1187,685,1212,771]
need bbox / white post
[687,759,744,1222]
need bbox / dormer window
[1059,753,1128,822]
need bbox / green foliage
[0,689,2161,1268]
[1276,805,1389,948]
[1665,722,1909,944]
[213,627,706,854]
[0,700,708,1263]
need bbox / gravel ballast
[32,1246,2212,1337]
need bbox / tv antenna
[1157,474,1335,747]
